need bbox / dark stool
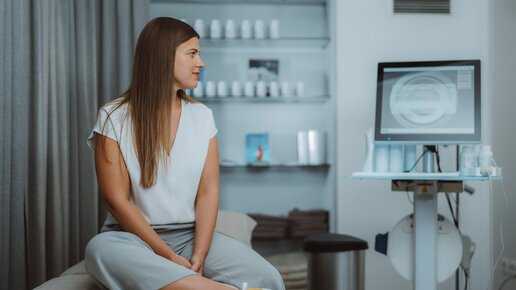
[304,233,368,290]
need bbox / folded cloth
[265,252,307,274]
[249,213,289,223]
[284,278,308,289]
[281,271,307,281]
[289,224,328,231]
[252,233,286,239]
[288,208,328,218]
[289,228,328,238]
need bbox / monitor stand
[423,145,436,173]
[414,145,438,290]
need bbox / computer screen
[374,60,481,144]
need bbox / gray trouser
[85,225,285,290]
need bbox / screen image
[375,60,481,144]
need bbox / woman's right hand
[167,252,193,269]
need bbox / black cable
[446,193,458,225]
[403,148,429,173]
[435,147,442,173]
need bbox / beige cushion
[215,210,257,247]
[35,211,255,290]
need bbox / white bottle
[362,127,374,172]
[374,144,389,173]
[460,145,477,176]
[297,131,309,165]
[389,144,404,173]
[478,145,494,168]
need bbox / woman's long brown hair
[116,17,199,188]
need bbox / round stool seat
[303,233,369,253]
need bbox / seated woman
[85,17,285,290]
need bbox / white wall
[489,0,516,289]
[334,0,492,289]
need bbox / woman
[85,17,285,290]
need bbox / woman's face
[174,37,204,90]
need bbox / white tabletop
[351,171,502,181]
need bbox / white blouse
[88,98,217,226]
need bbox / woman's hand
[189,254,205,275]
[167,252,193,269]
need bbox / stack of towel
[288,209,328,238]
[265,252,307,290]
[248,213,289,239]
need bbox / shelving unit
[200,37,330,49]
[150,0,335,242]
[196,95,329,103]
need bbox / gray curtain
[0,0,149,289]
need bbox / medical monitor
[374,60,481,144]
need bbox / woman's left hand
[189,254,205,275]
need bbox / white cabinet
[150,0,335,228]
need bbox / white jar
[231,81,242,97]
[254,19,265,39]
[241,20,252,39]
[205,81,216,98]
[225,19,236,39]
[256,81,267,97]
[269,81,279,97]
[269,19,280,39]
[280,81,291,97]
[217,81,228,97]
[244,81,254,97]
[193,81,204,98]
[194,19,205,38]
[210,19,222,39]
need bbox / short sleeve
[208,108,218,139]
[87,107,119,151]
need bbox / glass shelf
[195,95,329,103]
[351,171,502,181]
[220,162,330,169]
[199,37,330,49]
[153,0,326,5]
